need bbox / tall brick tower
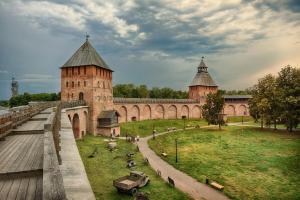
[61,37,118,136]
[189,57,218,102]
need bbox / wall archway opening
[155,105,164,119]
[191,105,201,118]
[167,105,177,119]
[72,113,80,139]
[143,105,151,120]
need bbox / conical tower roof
[61,39,112,71]
[189,57,217,87]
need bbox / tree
[202,91,225,129]
[9,92,59,107]
[276,66,300,132]
[248,97,260,123]
[249,65,300,131]
[249,74,279,129]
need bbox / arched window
[78,81,80,87]
[66,81,68,87]
[72,81,74,87]
[79,92,84,101]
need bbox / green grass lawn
[120,119,207,137]
[226,116,254,123]
[226,116,300,130]
[76,135,191,200]
[148,126,300,200]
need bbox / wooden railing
[0,101,58,139]
[43,102,67,199]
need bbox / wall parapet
[61,100,86,108]
[113,97,199,104]
[43,107,67,200]
[0,101,58,139]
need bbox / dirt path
[136,127,230,200]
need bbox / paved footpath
[136,127,230,200]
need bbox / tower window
[79,92,84,101]
[66,82,68,87]
[78,81,80,87]
[72,81,74,87]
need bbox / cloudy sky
[0,0,299,100]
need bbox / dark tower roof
[61,39,112,71]
[189,57,217,87]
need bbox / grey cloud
[0,0,299,100]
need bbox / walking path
[136,127,230,200]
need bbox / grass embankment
[148,126,300,200]
[121,119,207,137]
[77,135,191,200]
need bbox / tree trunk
[261,115,264,129]
[274,119,277,130]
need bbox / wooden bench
[210,181,224,191]
[161,152,168,157]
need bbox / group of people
[125,133,140,142]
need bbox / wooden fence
[0,101,58,139]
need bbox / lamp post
[152,124,156,140]
[175,138,178,163]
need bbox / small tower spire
[86,32,90,42]
[11,77,19,97]
[198,56,208,73]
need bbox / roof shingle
[61,40,112,71]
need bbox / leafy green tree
[249,66,300,131]
[276,66,300,132]
[249,74,280,129]
[0,100,9,107]
[202,91,225,129]
[9,92,59,107]
[248,98,260,123]
[224,89,251,95]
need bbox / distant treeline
[222,89,251,95]
[113,84,251,98]
[8,92,60,107]
[113,84,189,99]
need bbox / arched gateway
[72,113,80,138]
